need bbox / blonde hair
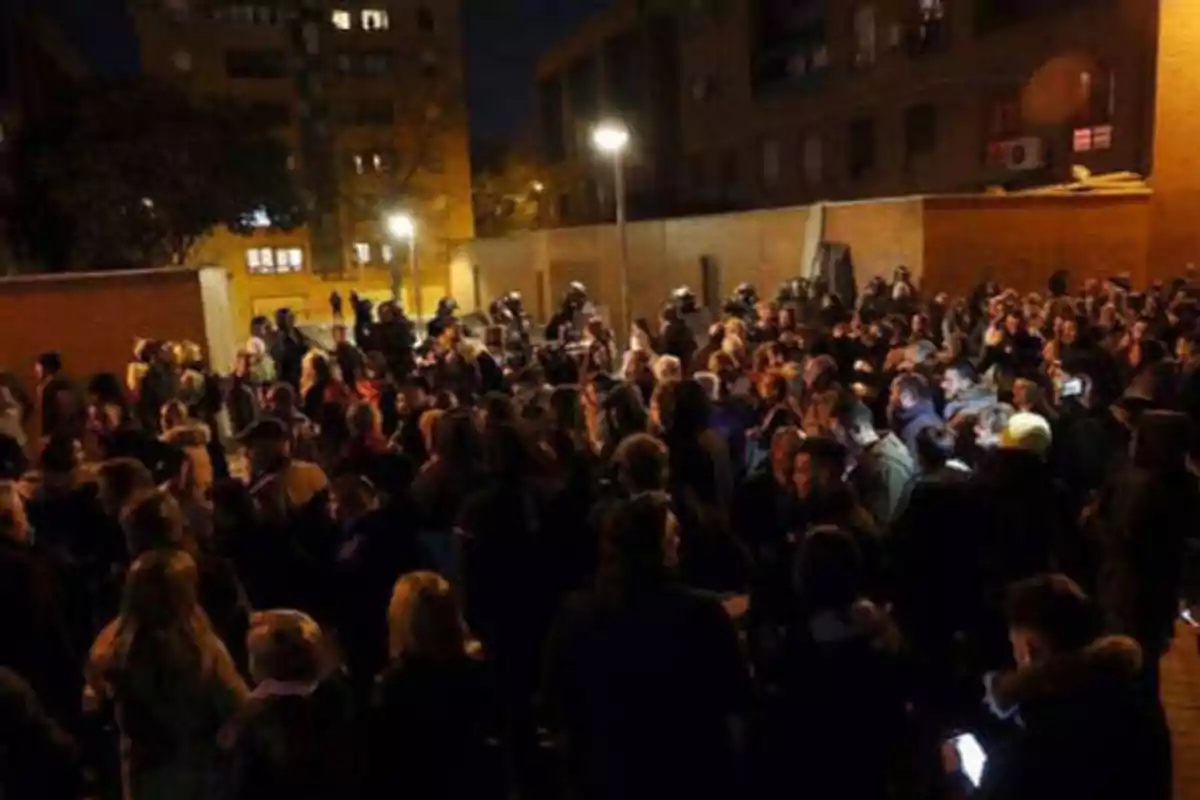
[95,550,239,690]
[653,354,682,384]
[387,571,469,661]
[247,609,326,684]
[419,409,446,456]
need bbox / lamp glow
[385,212,415,240]
[591,121,630,155]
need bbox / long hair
[104,550,227,685]
[387,571,470,661]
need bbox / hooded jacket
[979,636,1171,800]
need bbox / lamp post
[591,120,630,342]
[385,212,419,319]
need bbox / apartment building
[535,0,683,226]
[131,0,474,320]
[536,0,1158,220]
[678,0,1157,209]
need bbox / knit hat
[1000,412,1053,457]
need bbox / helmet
[565,281,588,308]
[735,282,757,302]
[437,297,458,316]
[671,285,695,303]
[503,290,524,311]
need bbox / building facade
[131,0,474,328]
[677,0,1156,210]
[535,0,683,227]
[536,0,1158,220]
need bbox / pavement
[1165,625,1200,799]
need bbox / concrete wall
[464,192,1151,327]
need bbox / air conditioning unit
[1000,137,1044,171]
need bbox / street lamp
[385,212,420,318]
[591,120,630,343]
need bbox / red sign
[1073,128,1093,153]
[1092,125,1113,150]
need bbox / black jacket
[368,654,501,800]
[217,678,359,800]
[0,667,81,800]
[979,636,1171,800]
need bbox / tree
[470,142,545,237]
[338,61,468,255]
[9,79,304,271]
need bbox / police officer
[427,296,460,340]
[546,281,590,344]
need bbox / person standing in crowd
[369,572,500,800]
[544,494,749,800]
[87,550,249,800]
[0,482,81,734]
[216,610,358,800]
[35,351,83,442]
[969,575,1171,800]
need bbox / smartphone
[950,733,987,788]
[1061,377,1083,399]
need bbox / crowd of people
[1,266,1195,800]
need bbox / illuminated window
[246,247,274,273]
[354,242,372,263]
[247,246,303,274]
[361,9,389,30]
[277,248,304,271]
[331,9,351,29]
[381,244,395,262]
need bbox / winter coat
[979,636,1171,800]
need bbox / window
[372,149,394,171]
[354,100,394,126]
[417,5,435,32]
[246,247,272,272]
[987,96,1021,139]
[720,149,738,198]
[357,51,393,77]
[225,49,287,79]
[761,138,781,187]
[420,50,441,78]
[361,9,389,31]
[853,6,877,69]
[381,244,395,263]
[904,103,938,164]
[246,247,303,274]
[803,133,823,185]
[331,9,351,29]
[691,75,715,102]
[848,117,876,179]
[245,101,291,129]
[353,242,372,263]
[688,153,706,192]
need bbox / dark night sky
[47,0,610,146]
[462,0,611,143]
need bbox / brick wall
[923,193,1152,296]
[0,268,208,409]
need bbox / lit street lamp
[385,212,419,318]
[591,120,630,343]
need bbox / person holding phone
[953,575,1170,800]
